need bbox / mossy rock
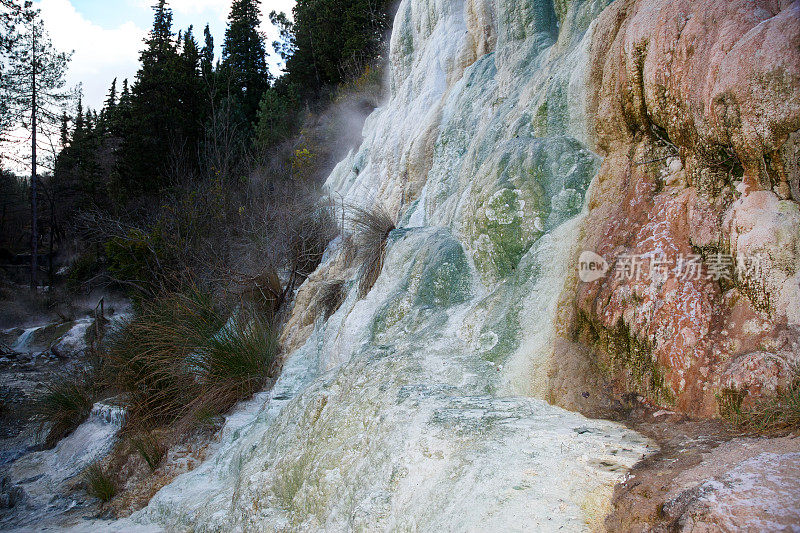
[27,321,77,351]
[415,238,472,309]
[467,136,598,282]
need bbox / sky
[38,0,296,111]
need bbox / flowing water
[10,0,657,530]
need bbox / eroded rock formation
[574,0,800,416]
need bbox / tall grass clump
[84,463,116,501]
[31,372,97,449]
[131,432,165,471]
[349,203,395,298]
[718,369,800,433]
[317,279,347,319]
[104,290,277,430]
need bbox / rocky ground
[0,296,130,529]
[607,407,800,531]
[1,299,798,531]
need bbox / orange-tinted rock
[573,0,800,416]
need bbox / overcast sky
[39,0,296,111]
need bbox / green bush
[66,250,102,289]
[31,372,97,449]
[255,87,299,151]
[84,463,116,502]
[104,291,277,430]
[104,227,176,296]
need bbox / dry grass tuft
[718,370,800,433]
[131,432,165,471]
[316,280,347,319]
[31,372,97,449]
[349,203,395,298]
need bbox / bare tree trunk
[30,28,38,290]
[48,195,54,284]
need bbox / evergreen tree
[201,23,214,80]
[59,110,69,147]
[74,95,84,137]
[114,78,131,134]
[269,11,295,66]
[119,78,130,104]
[118,0,183,194]
[0,0,33,140]
[177,25,203,151]
[3,5,72,287]
[104,77,117,112]
[285,0,392,99]
[221,0,270,127]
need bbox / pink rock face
[575,0,800,416]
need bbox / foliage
[254,86,299,151]
[31,371,97,449]
[0,1,72,153]
[316,279,346,319]
[130,432,165,471]
[285,0,394,100]
[103,291,277,430]
[220,0,271,127]
[84,463,116,502]
[718,370,800,433]
[103,227,179,297]
[116,0,204,197]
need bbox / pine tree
[119,78,130,104]
[74,95,84,136]
[286,0,392,99]
[177,25,203,150]
[104,77,117,111]
[59,110,69,147]
[221,0,271,127]
[269,11,295,66]
[118,0,183,193]
[201,23,214,80]
[3,6,72,288]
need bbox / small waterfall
[2,401,125,529]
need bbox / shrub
[104,291,277,430]
[349,203,395,297]
[287,201,338,279]
[65,249,102,290]
[239,267,285,322]
[31,372,97,449]
[84,463,116,502]
[104,228,167,295]
[187,308,277,415]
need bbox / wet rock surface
[0,309,129,530]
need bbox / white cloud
[37,0,146,111]
[136,0,295,17]
[135,0,229,15]
[35,0,296,113]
